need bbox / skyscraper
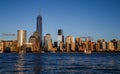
[57,29,64,47]
[17,30,27,47]
[58,29,63,35]
[29,32,40,52]
[44,33,53,51]
[36,15,42,48]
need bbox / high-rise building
[17,30,26,47]
[44,33,53,52]
[0,42,4,53]
[117,40,120,51]
[59,42,64,52]
[29,32,40,52]
[71,36,75,52]
[58,29,63,35]
[111,39,117,50]
[57,29,64,47]
[108,41,114,51]
[102,41,106,51]
[65,36,71,52]
[95,42,100,51]
[75,37,79,49]
[36,15,42,48]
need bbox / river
[0,52,120,74]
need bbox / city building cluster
[0,15,120,53]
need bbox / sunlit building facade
[117,40,120,51]
[0,42,4,53]
[108,41,114,51]
[102,41,107,51]
[57,29,64,47]
[1,40,17,52]
[66,36,71,52]
[44,33,53,52]
[71,36,75,52]
[29,32,40,52]
[17,30,27,47]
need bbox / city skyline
[0,0,120,42]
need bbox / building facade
[57,29,64,47]
[44,33,53,52]
[17,30,27,47]
[36,15,42,48]
[29,32,40,52]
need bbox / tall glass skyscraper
[58,29,63,35]
[57,29,64,46]
[36,15,42,47]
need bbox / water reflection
[33,54,41,74]
[15,53,41,74]
[15,53,25,74]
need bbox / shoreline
[1,51,120,53]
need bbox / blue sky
[0,0,120,42]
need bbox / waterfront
[0,52,120,74]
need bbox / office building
[44,33,53,52]
[75,37,79,51]
[102,41,106,51]
[117,40,120,51]
[75,37,82,52]
[59,42,64,52]
[79,38,82,46]
[1,40,17,52]
[57,29,64,47]
[53,41,58,47]
[108,41,114,51]
[88,41,92,51]
[96,39,103,51]
[71,36,75,52]
[0,42,4,53]
[66,36,71,52]
[17,30,27,47]
[91,42,94,51]
[22,43,33,52]
[29,32,40,52]
[58,29,63,35]
[36,15,42,48]
[95,42,100,51]
[111,39,117,50]
[57,35,64,46]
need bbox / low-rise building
[108,41,114,51]
[117,40,120,51]
[0,42,4,53]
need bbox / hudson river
[0,52,120,74]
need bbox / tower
[44,33,52,51]
[17,30,27,47]
[36,15,42,48]
[58,29,63,35]
[57,29,64,46]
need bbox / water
[0,52,120,74]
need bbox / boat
[84,48,91,54]
[41,51,45,53]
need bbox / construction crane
[0,33,16,40]
[80,36,94,41]
[1,33,16,36]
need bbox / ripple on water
[0,53,120,74]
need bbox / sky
[0,0,120,42]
